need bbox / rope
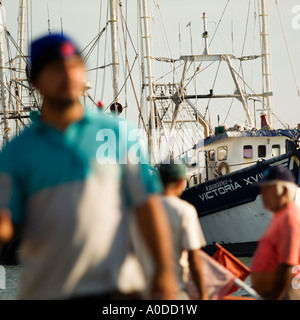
[101,5,110,102]
[203,61,221,119]
[93,0,103,101]
[209,0,230,47]
[224,0,252,125]
[228,65,289,128]
[239,0,252,93]
[81,21,110,63]
[114,2,147,132]
[275,0,300,97]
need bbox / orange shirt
[251,201,300,272]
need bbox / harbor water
[0,257,253,300]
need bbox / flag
[186,250,236,300]
[212,243,251,295]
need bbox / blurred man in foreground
[0,33,177,300]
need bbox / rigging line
[225,0,251,126]
[60,0,63,35]
[208,0,230,47]
[257,0,265,99]
[250,0,258,87]
[87,62,114,71]
[153,60,185,84]
[124,0,128,118]
[3,31,20,112]
[275,0,300,97]
[0,78,26,109]
[46,2,51,34]
[184,61,216,87]
[113,8,148,132]
[239,0,251,93]
[80,22,109,54]
[152,0,177,77]
[93,0,103,101]
[151,0,182,89]
[80,21,110,62]
[5,30,28,63]
[118,0,141,115]
[229,65,288,128]
[118,2,138,56]
[203,61,221,119]
[151,5,169,87]
[101,4,110,102]
[26,0,32,53]
[179,106,202,141]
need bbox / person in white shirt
[158,163,207,300]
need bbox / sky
[2,0,300,130]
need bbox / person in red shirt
[251,166,300,300]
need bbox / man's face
[260,184,283,212]
[34,56,86,108]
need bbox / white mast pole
[202,12,209,55]
[0,2,10,145]
[16,0,26,135]
[260,0,273,125]
[110,0,120,104]
[141,0,158,164]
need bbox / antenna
[60,0,63,35]
[47,2,51,34]
[202,12,209,55]
[178,23,182,56]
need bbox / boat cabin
[186,127,299,188]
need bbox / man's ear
[177,178,187,192]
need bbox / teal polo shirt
[0,110,162,227]
[0,109,163,299]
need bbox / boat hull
[182,150,300,256]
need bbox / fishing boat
[134,0,300,256]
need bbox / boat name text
[199,173,264,201]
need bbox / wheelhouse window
[243,145,253,159]
[272,144,280,157]
[208,150,215,161]
[258,145,266,158]
[217,146,228,161]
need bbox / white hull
[200,189,300,246]
[199,194,271,245]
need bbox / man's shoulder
[285,201,300,222]
[85,110,127,130]
[163,196,197,214]
[1,125,39,153]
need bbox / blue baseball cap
[29,33,81,82]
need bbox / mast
[260,0,273,125]
[138,0,148,124]
[202,12,209,55]
[109,0,119,104]
[16,0,26,135]
[0,2,11,144]
[140,0,158,164]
